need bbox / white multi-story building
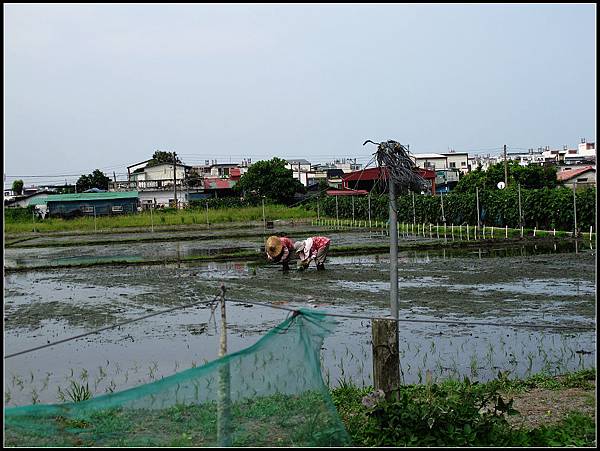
[442,151,469,174]
[286,159,312,186]
[468,155,498,172]
[411,152,469,173]
[412,153,448,171]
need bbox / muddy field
[4,228,596,407]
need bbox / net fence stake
[217,283,231,447]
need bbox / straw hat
[294,240,305,254]
[266,236,283,258]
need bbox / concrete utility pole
[172,151,178,209]
[518,183,523,237]
[503,144,508,187]
[573,182,578,237]
[389,181,398,319]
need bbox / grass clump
[331,370,596,447]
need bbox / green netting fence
[4,309,351,447]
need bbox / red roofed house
[341,167,436,195]
[557,166,596,189]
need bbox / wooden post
[317,198,320,222]
[93,206,97,232]
[206,202,210,229]
[476,186,481,229]
[335,195,339,229]
[150,203,154,233]
[217,283,231,447]
[368,193,372,228]
[372,318,400,399]
[505,225,508,239]
[262,197,266,231]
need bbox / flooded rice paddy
[4,229,596,407]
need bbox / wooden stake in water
[217,284,231,447]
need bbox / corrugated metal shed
[45,191,139,202]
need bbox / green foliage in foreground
[331,369,596,447]
[5,391,349,447]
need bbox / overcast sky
[4,3,596,187]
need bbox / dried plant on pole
[363,139,428,194]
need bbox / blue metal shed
[42,192,139,218]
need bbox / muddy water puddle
[3,230,394,269]
[4,245,596,406]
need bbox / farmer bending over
[294,236,331,271]
[265,235,295,272]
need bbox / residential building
[412,153,448,171]
[557,166,596,189]
[341,167,436,195]
[5,191,55,208]
[286,159,312,186]
[442,151,469,174]
[468,154,498,172]
[111,160,201,208]
[328,158,363,173]
[435,168,461,194]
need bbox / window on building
[112,205,124,212]
[81,206,94,213]
[577,178,588,182]
[449,162,456,168]
[461,161,466,166]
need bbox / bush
[4,206,36,222]
[357,378,517,446]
